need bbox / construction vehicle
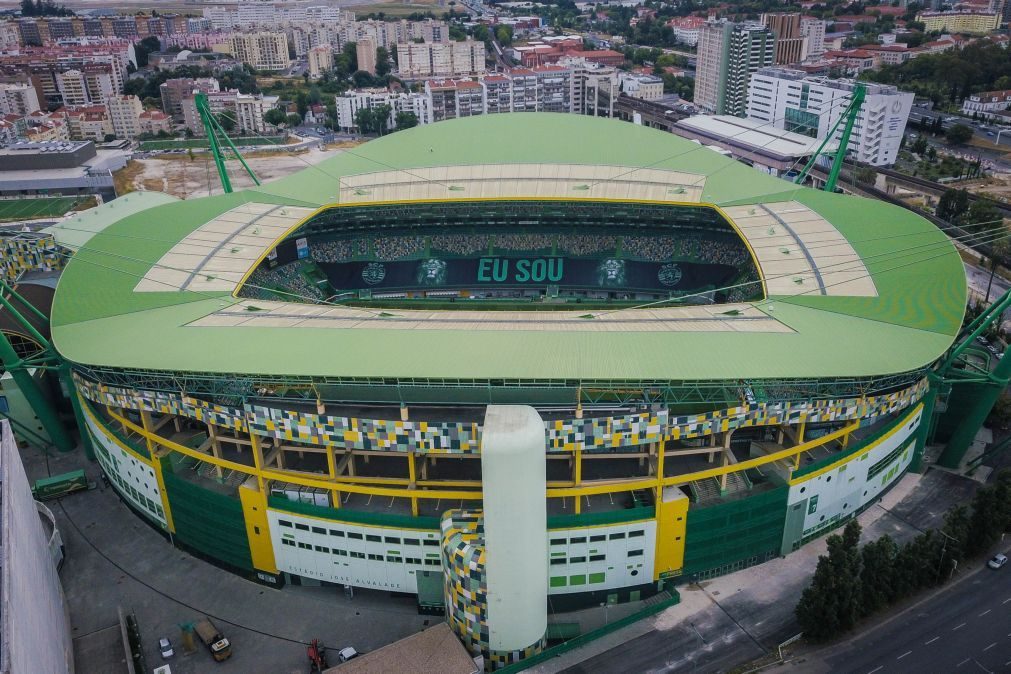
[307,638,328,672]
[194,618,232,662]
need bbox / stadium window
[333,549,347,556]
[366,534,381,542]
[295,523,309,531]
[589,554,605,562]
[298,542,310,549]
[312,527,326,535]
[570,537,586,544]
[281,539,295,547]
[347,532,363,540]
[629,530,644,538]
[569,556,586,564]
[590,535,606,542]
[315,545,329,553]
[407,557,422,565]
[279,520,292,528]
[628,550,643,557]
[424,559,440,566]
[350,551,365,559]
[388,556,403,563]
[384,536,401,544]
[550,538,567,545]
[404,538,420,546]
[367,553,383,561]
[423,539,439,547]
[330,529,344,537]
[609,532,626,540]
[550,558,567,565]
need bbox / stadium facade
[45,115,965,667]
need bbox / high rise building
[761,13,806,65]
[308,45,334,79]
[746,67,913,166]
[396,41,486,78]
[107,94,143,138]
[695,21,775,116]
[227,32,290,72]
[356,38,377,76]
[800,17,826,58]
[0,82,40,116]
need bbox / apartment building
[619,73,664,101]
[356,38,377,76]
[916,10,1000,34]
[761,13,807,65]
[107,94,143,139]
[0,82,40,116]
[309,45,335,79]
[745,67,913,166]
[667,16,705,47]
[59,104,112,141]
[962,89,1011,118]
[160,77,220,120]
[695,21,775,116]
[334,88,431,131]
[396,41,486,78]
[182,90,280,135]
[801,17,826,58]
[227,32,290,72]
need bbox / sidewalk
[531,469,980,674]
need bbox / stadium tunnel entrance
[234,200,765,309]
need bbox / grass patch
[113,160,145,195]
[356,0,443,16]
[0,196,89,222]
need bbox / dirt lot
[113,143,361,199]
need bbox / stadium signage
[477,257,564,283]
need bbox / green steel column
[937,350,1011,469]
[0,330,73,451]
[910,373,939,473]
[825,85,866,193]
[59,362,93,460]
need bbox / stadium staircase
[690,471,751,505]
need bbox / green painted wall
[162,466,253,571]
[681,486,788,580]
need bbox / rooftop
[50,114,965,383]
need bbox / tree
[134,35,162,68]
[263,108,287,128]
[376,47,392,77]
[495,25,514,46]
[911,136,929,154]
[859,535,897,616]
[960,198,1001,233]
[216,111,236,133]
[394,111,418,130]
[946,124,973,145]
[286,112,303,127]
[796,521,863,641]
[936,188,970,222]
[354,108,375,134]
[966,474,1010,555]
[855,167,877,184]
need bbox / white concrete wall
[86,413,167,528]
[1,420,73,674]
[787,406,921,541]
[547,520,656,594]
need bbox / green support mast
[193,92,262,194]
[794,83,867,192]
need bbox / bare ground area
[113,144,360,200]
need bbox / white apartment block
[182,90,279,135]
[800,17,826,58]
[227,32,290,72]
[0,82,40,116]
[356,38,377,75]
[746,67,913,166]
[396,41,486,78]
[0,21,19,49]
[335,88,431,131]
[336,59,617,130]
[107,94,143,139]
[308,45,334,78]
[55,70,89,106]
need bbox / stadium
[43,114,965,666]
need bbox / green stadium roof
[50,114,967,383]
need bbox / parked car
[337,646,359,663]
[159,637,174,659]
[988,553,1007,569]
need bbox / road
[819,558,1011,674]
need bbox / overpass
[613,95,688,132]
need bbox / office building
[761,13,806,65]
[746,67,913,166]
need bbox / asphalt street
[821,558,1011,674]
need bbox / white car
[338,646,359,663]
[988,553,1007,569]
[159,637,174,658]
